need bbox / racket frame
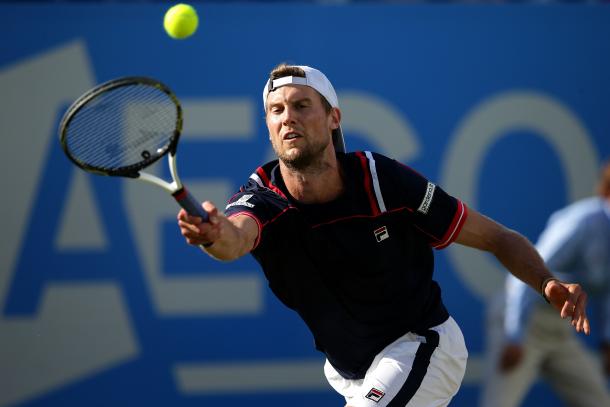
[58,76,208,221]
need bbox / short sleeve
[374,153,468,249]
[224,178,294,250]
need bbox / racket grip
[173,188,209,222]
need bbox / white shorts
[324,317,468,407]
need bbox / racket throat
[172,188,189,201]
[137,171,181,193]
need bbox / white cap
[262,65,346,153]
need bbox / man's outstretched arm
[177,201,259,261]
[455,207,590,335]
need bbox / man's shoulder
[341,151,400,171]
[225,180,291,219]
[258,158,280,174]
[239,159,280,193]
[343,150,391,160]
[547,197,607,232]
[226,159,289,209]
[559,197,605,220]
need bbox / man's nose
[281,106,297,125]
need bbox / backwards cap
[262,65,346,153]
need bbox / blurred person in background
[480,159,610,407]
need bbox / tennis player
[177,64,590,407]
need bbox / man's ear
[330,107,342,130]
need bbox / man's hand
[544,280,590,335]
[499,343,524,373]
[177,201,222,247]
[177,201,258,261]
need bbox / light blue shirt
[504,197,610,343]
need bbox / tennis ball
[164,3,199,40]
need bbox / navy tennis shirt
[224,151,468,379]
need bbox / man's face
[265,84,339,170]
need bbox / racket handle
[173,188,209,222]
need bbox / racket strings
[64,84,178,173]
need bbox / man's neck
[280,153,344,204]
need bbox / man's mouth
[283,132,301,140]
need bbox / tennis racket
[59,76,208,221]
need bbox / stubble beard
[275,137,330,172]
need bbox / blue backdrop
[1,3,609,406]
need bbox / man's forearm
[492,228,554,295]
[454,209,556,297]
[201,214,258,261]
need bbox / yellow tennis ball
[163,3,199,40]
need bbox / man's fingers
[177,206,208,225]
[560,296,575,319]
[568,284,584,318]
[583,318,591,335]
[202,201,220,224]
[177,201,223,247]
[560,303,569,319]
[178,219,201,235]
[556,283,579,319]
[573,314,587,334]
[202,201,216,212]
[572,290,588,332]
[177,208,188,221]
[554,283,590,335]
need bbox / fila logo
[225,194,255,209]
[374,226,389,242]
[365,387,385,402]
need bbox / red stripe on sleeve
[433,201,468,249]
[356,151,380,216]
